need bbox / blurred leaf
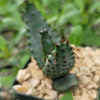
[7,56,19,66]
[69,25,83,45]
[57,10,80,26]
[1,17,24,30]
[89,1,100,13]
[74,0,84,12]
[60,90,73,100]
[0,75,15,87]
[47,16,58,23]
[0,52,5,58]
[15,28,26,43]
[63,3,77,12]
[42,0,60,14]
[20,54,30,69]
[82,30,100,46]
[15,0,25,7]
[0,35,7,50]
[93,17,100,24]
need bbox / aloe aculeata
[24,0,78,92]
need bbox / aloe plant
[24,1,78,92]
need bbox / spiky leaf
[42,41,75,79]
[25,2,61,68]
[39,29,55,58]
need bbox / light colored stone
[44,78,53,89]
[76,72,82,77]
[22,81,31,90]
[46,89,57,100]
[13,85,28,93]
[78,76,91,86]
[80,89,90,100]
[29,78,40,88]
[32,88,39,96]
[95,70,100,76]
[70,68,79,74]
[24,73,31,80]
[29,65,45,80]
[94,59,100,66]
[93,75,100,83]
[31,57,37,65]
[44,95,50,99]
[59,94,64,99]
[38,94,43,98]
[73,96,81,100]
[87,89,97,99]
[26,88,39,96]
[13,85,21,90]
[86,82,97,89]
[16,69,27,83]
[90,67,96,73]
[75,89,82,96]
[79,66,91,76]
[26,88,34,95]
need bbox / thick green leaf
[69,25,83,45]
[53,74,78,92]
[0,75,15,87]
[25,2,60,68]
[60,90,73,100]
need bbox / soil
[13,46,100,100]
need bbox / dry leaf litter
[13,46,100,100]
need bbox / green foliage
[0,0,29,86]
[57,9,80,27]
[33,0,100,46]
[60,90,73,100]
[69,25,83,45]
[0,35,10,58]
[0,0,25,31]
[0,75,15,87]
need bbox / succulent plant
[24,1,78,92]
[40,29,75,79]
[24,1,60,69]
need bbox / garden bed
[13,46,100,100]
